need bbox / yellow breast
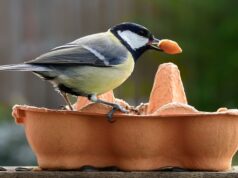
[56,31,135,95]
[60,52,134,95]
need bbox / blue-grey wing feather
[26,33,127,67]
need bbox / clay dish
[12,63,238,171]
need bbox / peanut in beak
[158,39,182,54]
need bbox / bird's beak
[149,38,182,55]
[149,38,162,51]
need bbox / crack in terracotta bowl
[12,63,238,171]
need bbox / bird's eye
[138,30,151,38]
[139,30,145,36]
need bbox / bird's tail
[0,64,50,71]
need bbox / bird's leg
[60,91,73,110]
[89,94,129,122]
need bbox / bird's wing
[26,33,127,67]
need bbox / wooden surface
[1,167,238,178]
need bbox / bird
[0,22,182,121]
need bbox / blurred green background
[1,0,238,166]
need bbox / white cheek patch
[118,30,149,50]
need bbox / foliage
[117,0,238,112]
[0,104,36,165]
[0,103,12,122]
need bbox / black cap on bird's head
[110,22,182,60]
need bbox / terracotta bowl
[12,63,238,171]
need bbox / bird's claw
[58,105,74,111]
[107,104,129,122]
[58,105,67,110]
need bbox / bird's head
[110,22,182,60]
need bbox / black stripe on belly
[57,84,87,96]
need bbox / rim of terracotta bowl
[13,105,238,119]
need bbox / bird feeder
[12,62,238,171]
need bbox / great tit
[0,22,181,121]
